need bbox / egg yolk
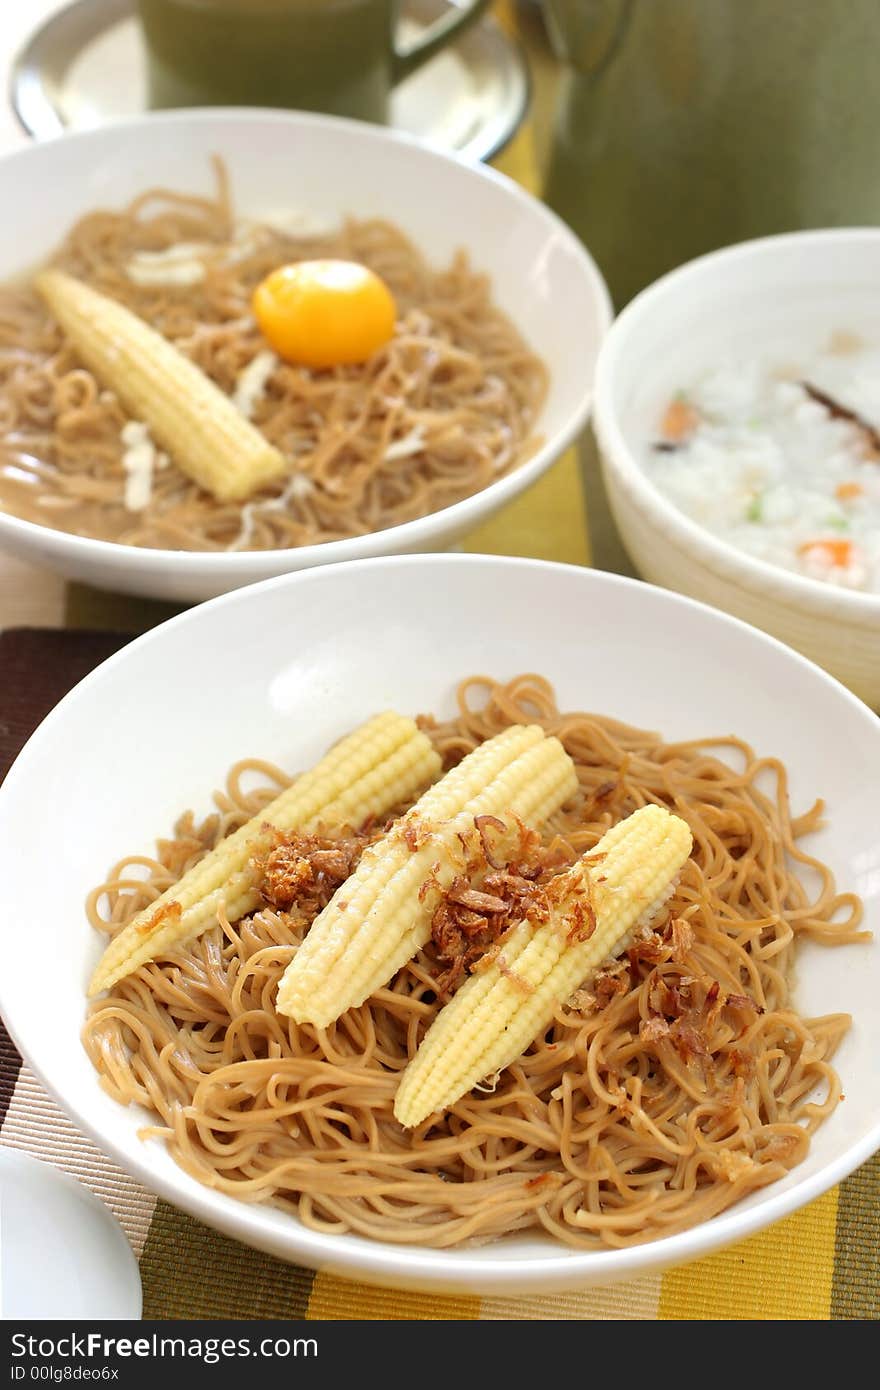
[252,260,397,369]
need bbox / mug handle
[392,0,492,83]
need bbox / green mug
[137,0,491,122]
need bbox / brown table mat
[0,628,132,780]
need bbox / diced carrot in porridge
[798,538,855,568]
[835,481,863,502]
[660,398,700,442]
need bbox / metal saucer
[11,0,530,163]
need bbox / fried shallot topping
[158,808,221,877]
[566,987,597,1015]
[402,817,434,852]
[429,819,578,993]
[137,899,181,938]
[257,827,375,916]
[594,964,631,1008]
[634,913,764,1080]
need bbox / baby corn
[276,725,578,1028]
[88,712,441,996]
[394,804,693,1128]
[36,269,285,501]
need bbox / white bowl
[0,1150,142,1320]
[0,553,877,1295]
[592,229,880,708]
[0,108,610,603]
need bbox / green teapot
[543,0,880,307]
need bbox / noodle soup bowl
[0,109,611,602]
[0,555,878,1296]
[593,228,880,708]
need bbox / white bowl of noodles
[0,109,610,603]
[0,554,877,1295]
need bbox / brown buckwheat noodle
[0,160,546,551]
[82,675,865,1249]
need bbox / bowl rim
[0,106,613,576]
[1,551,877,1292]
[593,226,880,624]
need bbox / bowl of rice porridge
[593,229,880,707]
